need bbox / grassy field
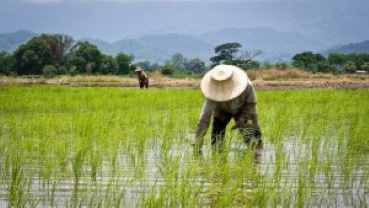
[0,86,368,207]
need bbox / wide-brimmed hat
[135,67,144,72]
[200,65,250,102]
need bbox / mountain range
[1,29,368,63]
[324,40,369,55]
[0,30,36,52]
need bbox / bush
[43,65,58,78]
[275,62,289,70]
[0,52,16,75]
[262,61,273,69]
[316,61,336,73]
[57,66,68,75]
[161,65,174,75]
[344,61,356,73]
[360,62,369,72]
[68,65,78,76]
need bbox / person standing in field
[135,67,149,89]
[194,64,262,153]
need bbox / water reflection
[0,139,368,207]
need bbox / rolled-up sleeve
[245,83,257,104]
[241,83,261,131]
[195,100,214,139]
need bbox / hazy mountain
[2,29,369,63]
[88,34,212,63]
[113,34,212,61]
[200,27,330,61]
[0,30,36,52]
[325,40,369,55]
[87,27,327,62]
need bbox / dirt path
[253,80,369,90]
[1,76,369,90]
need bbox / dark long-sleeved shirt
[195,83,257,139]
[137,71,148,81]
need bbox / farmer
[135,67,149,89]
[194,64,262,152]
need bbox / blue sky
[1,0,368,42]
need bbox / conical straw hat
[135,67,144,72]
[200,65,249,102]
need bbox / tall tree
[116,53,134,75]
[100,55,118,74]
[184,58,206,74]
[169,53,186,71]
[292,51,326,70]
[328,53,347,66]
[14,37,53,75]
[39,34,74,65]
[210,42,242,66]
[210,42,261,70]
[67,41,102,74]
[0,51,16,75]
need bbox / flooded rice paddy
[0,86,368,207]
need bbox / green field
[0,86,368,207]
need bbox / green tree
[169,53,187,71]
[161,64,175,75]
[100,55,118,74]
[116,53,134,75]
[210,42,261,70]
[42,65,58,78]
[14,37,53,75]
[354,54,369,70]
[67,41,102,74]
[210,42,242,66]
[0,51,16,75]
[39,34,74,65]
[343,61,357,73]
[315,61,336,73]
[360,62,369,72]
[328,53,347,66]
[292,51,326,72]
[184,58,207,74]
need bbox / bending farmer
[135,67,149,89]
[195,65,262,152]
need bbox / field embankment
[1,69,369,90]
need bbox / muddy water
[0,139,368,207]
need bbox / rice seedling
[0,86,368,207]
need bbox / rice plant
[0,86,368,207]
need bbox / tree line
[1,34,369,76]
[292,52,369,73]
[0,34,135,76]
[207,42,369,73]
[0,33,208,77]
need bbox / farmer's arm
[244,83,261,137]
[194,100,214,148]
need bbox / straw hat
[200,65,250,102]
[135,67,144,72]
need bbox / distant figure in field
[135,67,149,89]
[194,65,262,153]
